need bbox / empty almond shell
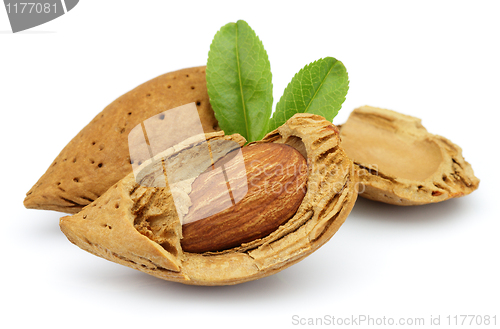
[60,114,358,285]
[24,66,219,214]
[339,106,479,205]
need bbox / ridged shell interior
[340,106,479,205]
[60,114,358,285]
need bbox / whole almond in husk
[339,106,479,205]
[60,114,358,285]
[24,66,219,214]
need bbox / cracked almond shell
[339,106,479,205]
[60,114,358,285]
[24,66,219,214]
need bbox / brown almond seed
[181,143,307,253]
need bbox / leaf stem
[235,23,250,140]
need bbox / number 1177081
[6,3,57,14]
[447,315,497,326]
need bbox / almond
[24,66,219,214]
[181,143,308,253]
[60,113,358,285]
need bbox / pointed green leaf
[268,57,349,132]
[206,20,273,142]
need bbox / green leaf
[206,20,273,142]
[268,57,349,132]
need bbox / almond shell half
[60,114,358,285]
[339,106,479,205]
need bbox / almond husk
[60,114,358,285]
[339,106,479,205]
[24,66,219,214]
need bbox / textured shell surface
[339,106,479,205]
[24,66,219,214]
[60,114,358,285]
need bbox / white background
[1,1,499,328]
